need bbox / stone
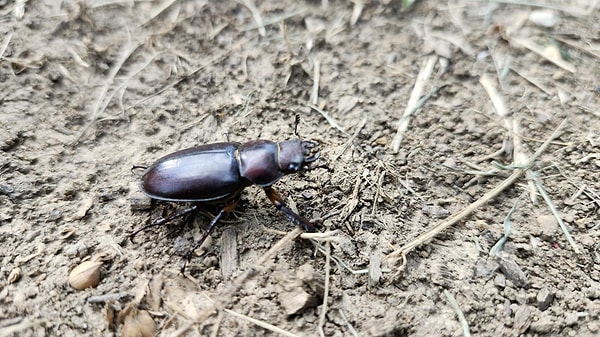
[513,305,532,334]
[475,258,499,279]
[498,257,530,289]
[537,214,558,240]
[536,287,554,311]
[278,287,321,316]
[494,273,506,288]
[588,321,599,333]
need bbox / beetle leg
[129,204,199,242]
[263,186,314,232]
[181,199,239,274]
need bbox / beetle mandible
[131,133,319,273]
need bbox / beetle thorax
[238,140,287,187]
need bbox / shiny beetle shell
[140,139,317,203]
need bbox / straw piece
[391,55,437,153]
[385,119,568,265]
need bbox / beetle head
[278,140,320,174]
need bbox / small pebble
[69,260,102,290]
[474,258,499,279]
[122,310,156,337]
[130,190,152,211]
[516,289,527,305]
[422,205,450,218]
[494,273,506,288]
[7,267,21,284]
[64,242,89,258]
[536,287,554,311]
[537,214,558,240]
[588,321,599,333]
[528,10,558,27]
[513,305,532,334]
[564,312,578,326]
[498,257,529,289]
[278,287,320,315]
[530,316,553,333]
[368,253,382,287]
[74,198,94,220]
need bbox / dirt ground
[1,0,599,336]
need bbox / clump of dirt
[1,1,598,336]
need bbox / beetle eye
[287,163,299,172]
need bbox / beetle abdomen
[141,143,246,202]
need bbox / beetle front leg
[263,187,314,232]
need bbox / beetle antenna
[293,114,301,138]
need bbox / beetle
[131,137,319,273]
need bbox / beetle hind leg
[130,204,199,242]
[180,198,239,274]
[263,186,314,232]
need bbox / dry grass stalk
[222,308,301,337]
[308,104,348,135]
[0,319,46,337]
[317,240,331,337]
[391,55,437,153]
[139,0,180,28]
[489,0,598,17]
[300,230,340,241]
[169,228,304,336]
[239,0,266,37]
[530,171,581,254]
[509,67,553,96]
[509,36,576,73]
[371,169,386,217]
[333,118,366,161]
[479,73,509,118]
[0,32,13,59]
[553,36,600,59]
[311,60,321,106]
[339,309,359,337]
[243,9,305,33]
[126,53,229,112]
[209,312,224,337]
[489,194,523,255]
[511,119,537,202]
[350,1,364,25]
[71,31,143,145]
[385,119,569,269]
[220,227,238,280]
[444,290,471,337]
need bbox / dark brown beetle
[131,136,319,272]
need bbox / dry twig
[317,240,331,337]
[223,308,301,337]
